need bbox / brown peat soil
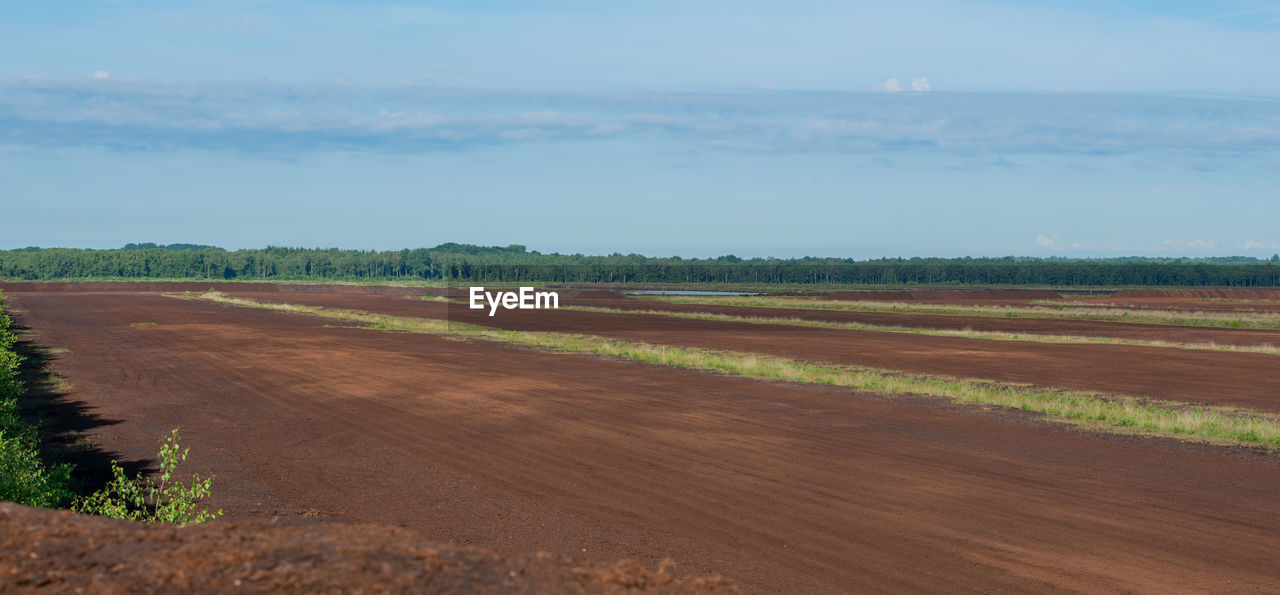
[227,290,1280,413]
[5,284,1280,592]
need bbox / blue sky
[2,1,1279,257]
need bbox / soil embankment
[0,503,736,593]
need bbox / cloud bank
[872,78,904,92]
[3,79,1279,156]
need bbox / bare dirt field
[0,281,449,297]
[564,295,1280,348]
[1056,296,1280,313]
[6,285,1280,592]
[819,289,1064,302]
[811,287,1280,312]
[227,291,1280,412]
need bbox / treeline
[120,242,218,251]
[1,245,1279,286]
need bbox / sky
[2,1,1279,258]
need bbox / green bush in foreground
[0,315,14,353]
[0,299,74,507]
[74,429,222,525]
[0,374,74,508]
[0,424,74,507]
[0,348,20,400]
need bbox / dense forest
[1,244,1278,286]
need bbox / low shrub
[74,428,222,525]
[0,419,74,507]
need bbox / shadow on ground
[10,320,149,498]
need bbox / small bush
[1232,429,1262,443]
[0,426,74,507]
[74,429,222,525]
[0,349,21,400]
[0,311,14,352]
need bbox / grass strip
[640,295,1280,330]
[186,291,1280,451]
[561,305,1280,356]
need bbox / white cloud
[872,78,903,92]
[1033,234,1096,251]
[1035,233,1062,249]
[91,70,110,79]
[1156,239,1222,252]
[873,77,929,92]
[1242,240,1280,251]
[5,79,1280,156]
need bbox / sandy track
[231,292,1280,413]
[10,291,1280,592]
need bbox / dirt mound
[1112,289,1280,300]
[0,504,737,594]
